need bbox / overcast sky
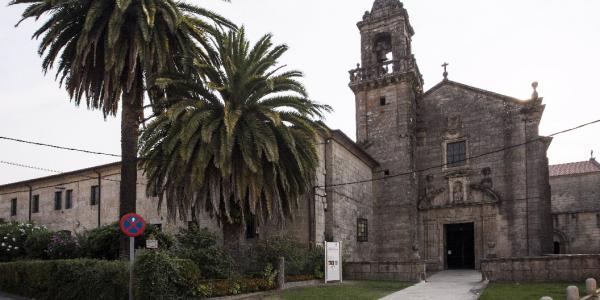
[1,0,599,184]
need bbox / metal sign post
[129,236,134,300]
[119,213,147,300]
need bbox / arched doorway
[553,230,569,254]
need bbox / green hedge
[0,259,128,300]
[134,251,200,300]
[197,278,276,298]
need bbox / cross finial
[531,81,539,100]
[442,62,449,80]
[592,150,595,161]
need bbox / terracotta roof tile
[549,160,600,177]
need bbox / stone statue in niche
[470,167,502,203]
[452,181,464,204]
[480,167,493,188]
[418,174,445,209]
[446,115,463,136]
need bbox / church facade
[3,0,598,281]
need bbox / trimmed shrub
[79,223,120,260]
[134,250,200,300]
[24,228,52,259]
[196,277,276,298]
[0,259,128,300]
[306,246,325,279]
[80,223,175,260]
[138,224,175,250]
[173,226,233,279]
[254,236,306,276]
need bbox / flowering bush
[24,228,53,259]
[0,222,48,261]
[46,232,80,259]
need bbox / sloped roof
[549,159,600,177]
[421,79,530,105]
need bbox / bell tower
[349,0,424,261]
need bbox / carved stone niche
[469,167,502,203]
[418,174,445,209]
[445,115,463,139]
[449,177,469,205]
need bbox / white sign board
[146,239,158,249]
[325,241,342,283]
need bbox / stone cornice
[349,71,423,94]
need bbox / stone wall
[344,261,426,282]
[551,172,600,254]
[481,255,600,282]
[325,131,376,262]
[416,82,553,270]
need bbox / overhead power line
[0,160,63,174]
[316,118,600,189]
[0,160,147,196]
[1,118,599,191]
[0,136,121,158]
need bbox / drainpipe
[26,184,32,223]
[523,115,530,256]
[95,170,102,228]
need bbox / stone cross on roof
[442,62,449,80]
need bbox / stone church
[343,0,553,275]
[3,0,597,281]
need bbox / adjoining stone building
[549,158,600,254]
[3,0,597,282]
[0,130,377,252]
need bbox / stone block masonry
[344,261,426,282]
[482,255,600,282]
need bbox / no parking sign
[119,213,147,237]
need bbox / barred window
[447,141,466,168]
[32,195,40,213]
[357,218,368,242]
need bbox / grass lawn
[263,281,411,300]
[479,282,586,300]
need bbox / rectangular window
[54,191,62,210]
[32,195,40,213]
[65,190,73,209]
[446,141,467,168]
[10,199,17,216]
[380,97,387,106]
[357,218,368,242]
[91,186,99,206]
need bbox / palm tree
[10,0,235,257]
[139,28,331,236]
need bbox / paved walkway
[381,270,488,300]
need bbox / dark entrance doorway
[445,223,475,269]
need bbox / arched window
[373,33,392,63]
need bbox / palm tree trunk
[119,85,143,259]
